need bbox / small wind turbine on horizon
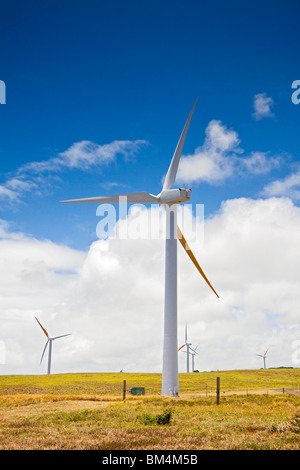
[190,343,199,372]
[60,99,219,397]
[35,317,71,375]
[256,348,269,369]
[178,323,199,373]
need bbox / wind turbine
[178,323,193,373]
[35,317,71,375]
[60,99,219,396]
[256,348,269,369]
[190,344,199,372]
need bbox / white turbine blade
[60,191,159,204]
[40,339,49,364]
[185,322,187,344]
[53,334,72,340]
[35,317,49,338]
[177,226,219,298]
[178,344,186,352]
[190,346,199,355]
[162,98,198,191]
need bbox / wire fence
[121,378,300,402]
[192,380,300,404]
[201,387,300,397]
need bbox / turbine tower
[256,348,269,369]
[35,317,71,375]
[60,99,219,396]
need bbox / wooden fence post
[216,377,220,405]
[123,380,126,400]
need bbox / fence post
[123,380,126,400]
[216,377,220,405]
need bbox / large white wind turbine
[61,99,219,396]
[256,348,269,369]
[35,317,71,375]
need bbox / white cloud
[253,93,275,120]
[177,120,242,184]
[262,170,300,200]
[0,139,148,204]
[242,151,281,175]
[21,139,148,173]
[177,120,280,185]
[1,196,300,375]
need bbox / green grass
[0,369,299,450]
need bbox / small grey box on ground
[129,387,145,395]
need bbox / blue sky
[1,0,299,249]
[1,1,300,374]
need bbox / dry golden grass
[0,370,299,450]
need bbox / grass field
[0,369,299,450]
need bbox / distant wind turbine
[60,99,219,396]
[256,348,269,369]
[35,317,71,375]
[178,323,192,373]
[178,324,199,372]
[190,344,199,372]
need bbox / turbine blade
[40,339,49,364]
[178,344,186,352]
[185,322,187,344]
[53,334,72,340]
[264,348,269,357]
[35,317,49,338]
[177,226,219,298]
[162,98,198,191]
[190,347,199,355]
[60,192,159,204]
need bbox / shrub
[138,408,173,425]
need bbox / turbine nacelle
[158,188,191,205]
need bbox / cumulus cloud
[0,139,148,204]
[1,197,300,375]
[20,139,147,173]
[262,170,300,200]
[177,120,241,184]
[242,151,281,175]
[253,93,275,120]
[177,120,280,185]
